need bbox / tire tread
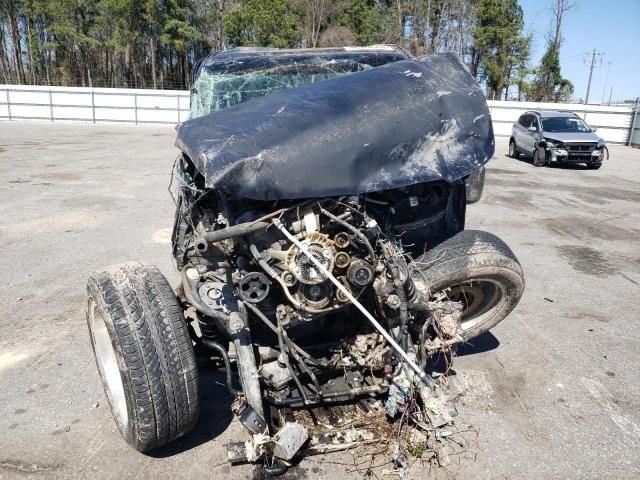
[87,262,199,452]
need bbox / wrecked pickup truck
[86,46,524,473]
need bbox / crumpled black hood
[176,53,494,200]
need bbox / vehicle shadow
[425,332,500,375]
[456,331,500,357]
[546,163,591,170]
[505,153,596,170]
[506,152,535,166]
[146,370,234,458]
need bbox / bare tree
[551,0,575,47]
[205,0,237,51]
[319,25,355,48]
[0,20,11,83]
[292,0,342,48]
[3,0,26,84]
[530,0,575,102]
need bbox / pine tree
[340,0,381,46]
[223,0,299,48]
[473,0,530,99]
[531,41,573,102]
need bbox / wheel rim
[509,142,515,156]
[88,298,128,427]
[432,278,505,331]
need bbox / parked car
[508,110,606,169]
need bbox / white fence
[0,85,190,125]
[1,84,638,145]
[487,99,637,145]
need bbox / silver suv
[508,110,606,169]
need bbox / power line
[583,49,604,104]
[569,51,590,59]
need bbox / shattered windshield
[188,49,407,119]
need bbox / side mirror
[591,127,598,132]
[528,126,537,132]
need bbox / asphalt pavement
[0,122,639,479]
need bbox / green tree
[223,0,299,48]
[94,0,147,87]
[531,41,573,102]
[142,0,163,88]
[161,0,206,87]
[340,0,381,45]
[503,32,531,100]
[473,0,529,99]
[199,0,234,52]
[45,0,98,86]
[1,0,574,95]
[530,0,574,102]
[512,65,533,101]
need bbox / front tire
[412,230,525,341]
[87,262,199,452]
[508,139,519,158]
[533,147,546,167]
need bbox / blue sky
[519,0,640,103]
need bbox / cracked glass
[188,49,408,119]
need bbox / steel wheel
[432,278,505,332]
[412,230,525,341]
[87,297,129,428]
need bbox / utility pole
[601,61,612,105]
[584,49,604,105]
[628,97,639,146]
